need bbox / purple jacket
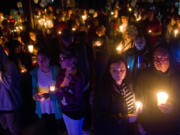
[56,70,85,119]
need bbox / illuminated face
[59,54,76,70]
[153,50,170,73]
[121,16,128,25]
[29,32,36,42]
[110,61,126,84]
[37,54,50,70]
[135,37,146,50]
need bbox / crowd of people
[0,1,180,135]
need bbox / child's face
[110,61,126,83]
[37,54,50,70]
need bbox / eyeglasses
[154,57,169,62]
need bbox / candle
[58,31,62,35]
[28,45,34,53]
[20,66,27,73]
[120,25,124,32]
[174,29,179,37]
[94,40,102,47]
[116,43,123,54]
[148,30,152,33]
[72,27,76,31]
[82,15,87,21]
[135,101,143,113]
[50,81,56,92]
[136,16,141,22]
[157,92,168,105]
[128,8,132,12]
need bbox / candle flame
[135,101,143,113]
[28,45,34,53]
[129,8,132,12]
[116,44,123,54]
[157,91,168,105]
[174,29,179,37]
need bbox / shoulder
[30,67,39,76]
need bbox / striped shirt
[113,81,135,114]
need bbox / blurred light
[157,91,168,105]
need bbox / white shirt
[38,68,55,114]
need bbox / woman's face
[37,54,50,70]
[59,54,76,70]
[110,61,126,83]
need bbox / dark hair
[37,49,51,59]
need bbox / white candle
[50,85,56,92]
[28,45,34,53]
[58,31,62,35]
[72,27,76,31]
[128,8,132,12]
[157,92,168,105]
[174,29,179,37]
[116,43,123,54]
[135,101,143,113]
[94,40,102,47]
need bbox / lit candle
[28,45,34,53]
[135,101,143,113]
[50,84,56,92]
[174,29,179,37]
[116,43,123,54]
[136,16,141,22]
[148,29,152,33]
[82,15,87,21]
[20,66,27,73]
[50,81,56,92]
[119,25,124,32]
[128,8,132,12]
[72,27,76,31]
[157,91,168,105]
[58,31,62,35]
[94,40,102,47]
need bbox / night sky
[0,0,18,14]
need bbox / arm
[0,62,15,89]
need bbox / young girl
[56,50,85,135]
[30,50,62,134]
[94,57,136,135]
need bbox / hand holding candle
[28,45,34,53]
[157,91,168,106]
[93,40,102,47]
[157,91,173,113]
[135,101,143,115]
[50,81,56,92]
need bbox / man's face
[153,50,170,73]
[135,37,146,51]
[110,61,126,83]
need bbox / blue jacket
[30,66,62,119]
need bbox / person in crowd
[94,57,136,135]
[135,47,180,135]
[0,46,22,135]
[165,16,177,43]
[56,50,86,135]
[144,9,162,48]
[30,50,62,135]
